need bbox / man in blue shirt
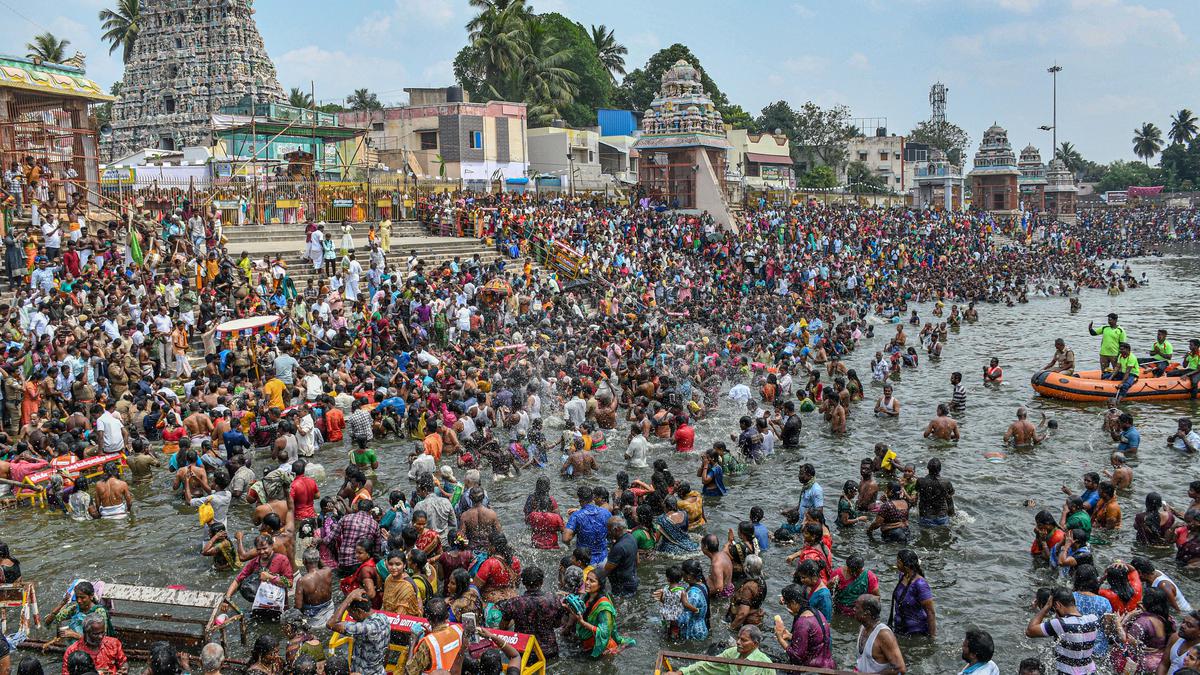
[1114,413,1140,455]
[1062,471,1102,514]
[797,463,824,520]
[563,485,611,565]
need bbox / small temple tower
[914,148,964,210]
[1043,158,1078,224]
[1017,144,1047,212]
[109,0,284,156]
[968,123,1021,214]
[633,60,733,228]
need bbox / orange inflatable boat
[1031,367,1196,402]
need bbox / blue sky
[2,0,1197,164]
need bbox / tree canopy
[908,119,970,167]
[617,44,750,130]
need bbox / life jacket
[419,624,464,674]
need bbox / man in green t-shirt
[1088,312,1126,373]
[1111,342,1140,404]
[1150,329,1173,376]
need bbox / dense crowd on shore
[0,189,1199,675]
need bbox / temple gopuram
[632,59,733,229]
[1017,144,1047,212]
[968,123,1020,215]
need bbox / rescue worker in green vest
[1149,329,1174,376]
[1166,339,1200,396]
[1111,342,1141,404]
[1089,313,1126,374]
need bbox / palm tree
[26,32,70,63]
[288,87,314,109]
[467,2,529,89]
[590,24,627,83]
[98,0,141,64]
[1169,109,1198,146]
[494,16,577,125]
[1055,141,1084,172]
[346,89,381,111]
[466,0,530,41]
[1132,123,1163,165]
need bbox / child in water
[654,565,688,638]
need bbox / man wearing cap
[1088,313,1126,374]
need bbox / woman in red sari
[338,542,382,609]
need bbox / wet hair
[781,583,810,610]
[964,628,994,662]
[65,652,95,675]
[1130,556,1155,578]
[521,566,545,590]
[1018,657,1044,675]
[149,642,184,675]
[701,533,720,553]
[897,549,924,577]
[1143,493,1166,538]
[1072,564,1101,593]
[681,559,705,581]
[1034,510,1057,527]
[749,506,764,523]
[1142,586,1177,635]
[1106,565,1136,603]
[248,635,279,667]
[797,559,823,581]
[449,568,473,598]
[17,657,44,675]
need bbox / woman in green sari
[565,567,635,658]
[828,554,879,617]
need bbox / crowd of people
[0,188,1199,675]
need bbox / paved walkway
[230,235,483,257]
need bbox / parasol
[215,315,280,336]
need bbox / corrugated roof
[744,152,792,165]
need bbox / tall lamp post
[1047,64,1062,155]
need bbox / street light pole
[1048,64,1062,156]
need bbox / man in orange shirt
[171,321,192,378]
[322,399,345,443]
[423,418,443,464]
[262,376,287,411]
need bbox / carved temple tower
[108,0,284,157]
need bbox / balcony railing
[916,164,962,178]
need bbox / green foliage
[798,165,837,189]
[537,13,612,127]
[617,44,731,114]
[26,32,70,63]
[346,89,382,111]
[98,0,140,64]
[1169,109,1198,146]
[846,160,888,194]
[1159,139,1200,190]
[288,88,314,109]
[720,103,754,130]
[316,102,347,114]
[1132,122,1163,164]
[590,24,627,83]
[753,100,853,171]
[1094,160,1160,193]
[908,119,970,167]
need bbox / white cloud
[791,3,816,18]
[948,0,1183,55]
[847,52,870,69]
[532,0,571,14]
[397,0,457,27]
[995,0,1040,12]
[421,60,455,85]
[783,55,827,74]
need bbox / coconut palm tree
[590,24,627,83]
[26,32,70,63]
[345,89,381,111]
[98,0,141,64]
[1132,123,1163,165]
[467,0,530,39]
[1055,141,1084,172]
[493,16,577,126]
[1169,109,1198,146]
[288,88,314,109]
[466,2,529,89]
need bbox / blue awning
[505,177,529,184]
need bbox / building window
[419,131,438,150]
[469,130,483,149]
[858,151,868,161]
[175,37,183,49]
[588,150,594,163]
[894,152,901,160]
[372,122,384,131]
[880,151,889,162]
[164,96,176,114]
[895,177,901,184]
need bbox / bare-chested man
[560,438,598,478]
[856,459,880,511]
[1004,408,1047,448]
[458,487,501,552]
[294,548,334,625]
[211,410,232,446]
[701,533,734,599]
[95,461,132,519]
[183,403,215,447]
[173,447,211,501]
[238,511,295,562]
[922,404,960,441]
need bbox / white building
[726,129,793,193]
[527,125,614,192]
[842,134,906,192]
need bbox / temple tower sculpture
[109,0,284,156]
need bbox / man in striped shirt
[1025,587,1099,674]
[949,372,967,412]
